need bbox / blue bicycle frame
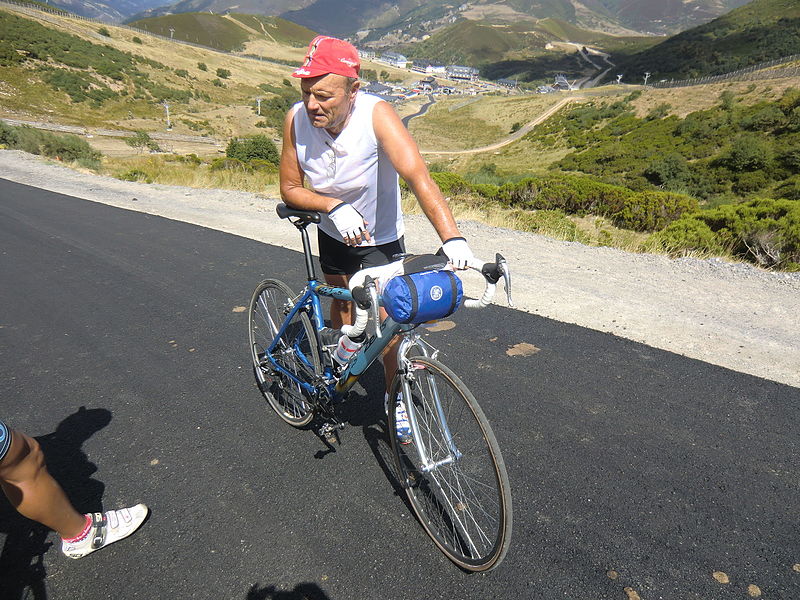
[265,219,414,401]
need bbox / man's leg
[324,272,352,329]
[0,429,87,539]
[325,273,399,393]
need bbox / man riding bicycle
[279,36,478,438]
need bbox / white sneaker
[62,504,149,559]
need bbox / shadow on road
[0,407,112,600]
[246,582,332,600]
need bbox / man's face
[300,74,358,133]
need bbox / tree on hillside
[126,130,160,153]
[226,135,279,165]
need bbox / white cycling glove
[442,237,477,270]
[328,202,366,242]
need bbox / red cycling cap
[292,35,360,79]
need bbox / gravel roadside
[2,149,798,388]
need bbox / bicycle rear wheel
[389,356,512,571]
[248,279,320,427]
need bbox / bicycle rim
[390,356,512,571]
[248,279,320,427]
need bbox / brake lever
[364,275,382,339]
[496,254,514,307]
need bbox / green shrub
[774,176,800,200]
[212,79,224,87]
[75,156,102,171]
[717,134,774,172]
[216,68,231,79]
[430,172,470,196]
[471,183,500,199]
[175,69,189,78]
[0,121,17,146]
[249,158,278,172]
[741,105,785,131]
[225,135,279,164]
[210,157,251,172]
[197,62,208,71]
[645,103,671,121]
[733,171,770,195]
[616,190,698,231]
[132,36,143,44]
[117,169,152,183]
[40,133,100,162]
[652,218,723,255]
[98,27,111,38]
[644,153,691,191]
[0,39,23,66]
[659,198,800,268]
[495,175,696,231]
[13,126,45,155]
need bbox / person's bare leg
[325,274,398,393]
[0,430,87,539]
[381,307,400,394]
[324,273,352,329]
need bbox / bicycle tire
[248,279,320,427]
[389,356,512,571]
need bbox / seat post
[294,220,318,282]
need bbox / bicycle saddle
[276,203,321,224]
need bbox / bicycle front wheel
[389,357,512,571]
[248,279,320,427]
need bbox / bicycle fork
[397,335,462,473]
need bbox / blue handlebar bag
[382,270,463,324]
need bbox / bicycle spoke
[390,357,512,571]
[248,280,320,427]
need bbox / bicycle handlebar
[341,254,513,340]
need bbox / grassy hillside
[0,6,304,139]
[614,0,800,79]
[129,13,250,51]
[128,12,316,53]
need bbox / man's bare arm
[373,101,461,243]
[279,109,340,213]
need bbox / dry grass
[103,155,280,196]
[409,94,565,152]
[629,78,800,118]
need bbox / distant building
[379,52,408,69]
[446,65,479,81]
[552,74,576,91]
[416,76,439,93]
[363,81,392,95]
[426,62,447,75]
[411,59,429,73]
[496,78,518,89]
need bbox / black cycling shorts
[0,420,11,463]
[318,230,406,276]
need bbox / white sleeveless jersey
[292,92,404,245]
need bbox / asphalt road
[1,179,798,600]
